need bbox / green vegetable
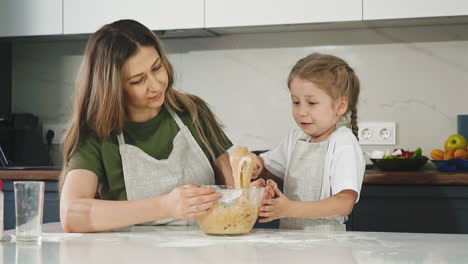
[383,155,405,159]
[411,147,422,158]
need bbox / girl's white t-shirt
[260,127,365,202]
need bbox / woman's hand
[251,155,263,180]
[258,180,292,223]
[163,184,221,219]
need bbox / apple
[444,134,468,152]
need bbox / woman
[60,19,236,233]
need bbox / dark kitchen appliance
[0,113,54,168]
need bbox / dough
[197,196,258,235]
[197,147,262,235]
[230,147,258,189]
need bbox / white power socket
[358,122,396,145]
[42,122,68,144]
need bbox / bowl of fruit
[370,148,428,171]
[430,134,468,172]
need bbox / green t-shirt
[67,105,232,201]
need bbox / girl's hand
[263,179,275,199]
[251,179,275,207]
[258,180,292,223]
[250,178,266,188]
[163,184,221,219]
[251,155,263,180]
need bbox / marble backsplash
[11,23,468,163]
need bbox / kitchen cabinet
[348,184,468,234]
[63,0,204,35]
[0,0,62,37]
[2,0,467,38]
[363,0,468,20]
[3,181,59,230]
[205,0,362,28]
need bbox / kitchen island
[2,223,468,264]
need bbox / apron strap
[117,133,126,146]
[167,109,185,129]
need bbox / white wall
[12,23,468,161]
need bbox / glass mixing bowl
[196,185,265,235]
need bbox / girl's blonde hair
[60,19,227,192]
[288,53,360,138]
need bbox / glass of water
[14,181,45,243]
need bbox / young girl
[257,53,365,231]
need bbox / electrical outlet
[42,122,67,144]
[358,122,396,145]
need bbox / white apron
[281,120,351,231]
[117,109,215,225]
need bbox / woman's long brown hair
[60,19,227,192]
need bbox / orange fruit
[443,151,454,160]
[430,149,445,160]
[454,149,468,159]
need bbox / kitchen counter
[364,169,468,184]
[2,223,468,264]
[2,168,468,185]
[0,169,60,181]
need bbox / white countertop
[2,223,468,264]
